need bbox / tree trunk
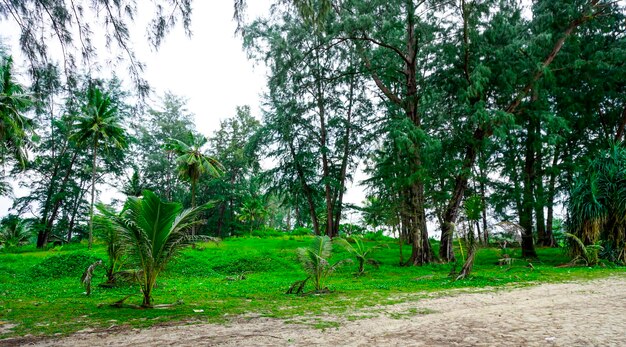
[615,105,626,142]
[440,129,486,262]
[287,139,320,235]
[520,115,538,258]
[545,146,560,247]
[535,145,547,246]
[88,140,98,250]
[479,161,489,245]
[216,202,227,238]
[191,179,197,248]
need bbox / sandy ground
[6,276,626,347]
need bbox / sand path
[12,276,626,346]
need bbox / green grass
[0,236,623,339]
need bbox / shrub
[363,230,393,242]
[290,227,313,236]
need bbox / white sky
[0,0,367,218]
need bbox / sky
[0,0,367,218]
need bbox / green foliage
[290,227,313,236]
[362,231,394,242]
[250,227,284,238]
[464,195,484,222]
[335,236,387,275]
[295,236,352,292]
[29,252,103,279]
[100,190,210,307]
[567,145,626,263]
[0,215,32,249]
[0,54,32,169]
[94,204,127,282]
[564,233,602,266]
[338,223,368,236]
[0,238,623,338]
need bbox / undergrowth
[0,236,623,340]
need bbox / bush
[29,252,103,279]
[363,230,393,242]
[251,227,284,238]
[290,227,313,236]
[207,250,295,275]
[338,223,368,236]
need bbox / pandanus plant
[567,145,626,263]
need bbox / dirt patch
[8,276,626,346]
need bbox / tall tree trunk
[615,105,626,142]
[479,160,489,245]
[520,114,538,258]
[67,178,88,242]
[216,202,227,238]
[37,145,77,248]
[439,129,486,262]
[191,179,197,248]
[287,139,320,235]
[545,146,560,247]
[535,140,547,246]
[88,139,98,250]
[317,78,335,238]
[331,71,356,238]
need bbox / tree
[1,1,192,97]
[246,8,373,237]
[237,197,268,235]
[165,133,222,240]
[99,190,209,307]
[133,92,197,202]
[72,85,128,249]
[207,106,261,237]
[0,54,32,170]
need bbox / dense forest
[2,0,625,262]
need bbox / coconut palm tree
[99,190,210,307]
[238,197,268,235]
[164,133,222,238]
[0,55,32,169]
[72,85,128,249]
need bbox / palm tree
[0,55,32,169]
[99,190,210,307]
[164,133,222,238]
[72,86,128,249]
[238,198,268,235]
[335,236,386,275]
[296,235,351,292]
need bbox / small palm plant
[335,236,386,275]
[294,235,351,293]
[94,205,128,284]
[102,190,210,307]
[0,215,31,249]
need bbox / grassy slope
[0,236,622,339]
